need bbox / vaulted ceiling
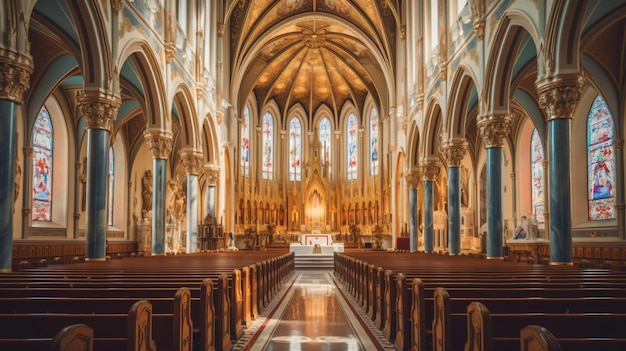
[229,0,399,126]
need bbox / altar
[506,239,549,263]
[289,242,344,254]
[301,233,333,246]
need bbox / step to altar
[294,254,334,270]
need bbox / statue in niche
[142,170,153,214]
[80,157,87,211]
[167,179,185,223]
[461,166,469,208]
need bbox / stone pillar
[477,114,512,259]
[405,170,421,252]
[442,140,467,255]
[537,76,582,265]
[181,149,203,253]
[79,91,121,261]
[420,161,440,253]
[204,164,220,219]
[0,50,33,272]
[542,160,550,240]
[145,130,173,255]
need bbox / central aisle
[234,270,394,351]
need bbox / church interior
[2,0,626,350]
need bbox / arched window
[262,112,274,180]
[241,105,250,177]
[32,106,53,221]
[108,148,114,226]
[319,117,331,173]
[587,95,616,220]
[369,107,379,176]
[346,113,358,180]
[530,129,544,223]
[289,118,302,181]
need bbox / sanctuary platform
[289,233,344,269]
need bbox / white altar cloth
[290,243,344,254]
[301,233,333,245]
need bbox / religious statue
[461,166,469,207]
[142,170,153,214]
[14,158,21,213]
[80,157,87,211]
[167,179,185,222]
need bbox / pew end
[520,325,561,351]
[52,324,94,351]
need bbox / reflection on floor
[233,269,395,351]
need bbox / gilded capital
[441,140,467,167]
[420,160,441,181]
[477,114,512,148]
[536,76,582,121]
[0,50,34,104]
[405,170,421,189]
[78,91,121,132]
[144,130,173,159]
[180,149,203,175]
[111,0,123,12]
[204,164,220,185]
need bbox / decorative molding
[78,91,121,132]
[165,41,176,64]
[536,76,582,121]
[441,140,467,167]
[204,164,220,185]
[614,139,624,152]
[111,0,123,13]
[0,50,33,104]
[420,160,440,181]
[405,170,421,188]
[144,130,173,159]
[180,149,203,175]
[217,22,225,37]
[477,114,512,148]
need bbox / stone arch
[201,117,219,165]
[484,11,540,115]
[407,120,420,168]
[446,66,479,139]
[421,98,444,159]
[171,85,200,150]
[118,40,168,131]
[541,0,587,78]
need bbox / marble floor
[233,269,395,351]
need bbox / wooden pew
[0,300,156,351]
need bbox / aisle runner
[233,270,394,351]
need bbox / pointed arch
[542,0,587,78]
[172,84,200,149]
[407,120,420,168]
[447,66,479,139]
[484,11,539,115]
[422,97,444,159]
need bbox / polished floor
[233,270,395,351]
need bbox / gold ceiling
[229,0,399,125]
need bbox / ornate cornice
[204,164,220,185]
[165,41,176,64]
[404,170,421,189]
[536,76,582,121]
[180,149,203,175]
[78,91,121,132]
[0,50,33,104]
[441,140,467,167]
[477,114,512,148]
[144,130,173,159]
[420,160,441,181]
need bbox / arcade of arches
[2,0,626,270]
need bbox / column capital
[203,164,220,185]
[144,130,173,159]
[180,149,203,175]
[404,170,421,189]
[111,0,124,12]
[477,114,513,148]
[420,160,441,181]
[441,140,468,167]
[0,50,34,104]
[79,91,121,132]
[536,75,583,121]
[614,139,624,152]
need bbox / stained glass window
[369,107,379,176]
[241,105,250,177]
[289,118,302,181]
[262,112,274,180]
[319,117,331,171]
[587,95,615,220]
[32,106,53,221]
[108,148,114,226]
[530,129,544,223]
[346,113,358,180]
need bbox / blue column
[0,100,18,271]
[548,118,572,264]
[448,167,461,254]
[409,187,418,252]
[85,129,110,260]
[186,174,198,253]
[423,180,434,253]
[152,158,167,255]
[486,147,503,258]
